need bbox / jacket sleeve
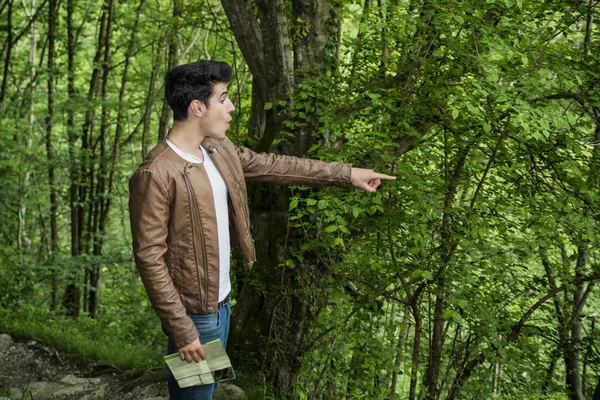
[235,146,352,188]
[129,169,199,350]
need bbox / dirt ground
[0,333,169,399]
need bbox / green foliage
[0,304,163,370]
[1,0,599,398]
[271,0,600,398]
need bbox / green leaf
[264,102,273,110]
[452,313,463,324]
[442,309,454,320]
[422,271,433,281]
[289,199,298,210]
[325,225,338,233]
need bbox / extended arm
[236,146,395,191]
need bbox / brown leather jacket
[129,138,351,349]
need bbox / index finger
[373,173,396,180]
[197,346,206,361]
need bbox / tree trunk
[63,0,107,317]
[142,48,160,158]
[0,0,12,104]
[46,0,59,310]
[409,305,422,400]
[67,0,81,265]
[425,279,445,400]
[157,0,183,142]
[87,0,114,318]
[291,0,332,156]
[492,363,502,397]
[593,376,600,400]
[220,0,334,396]
[542,351,557,395]
[390,306,410,397]
[18,0,37,269]
[564,247,587,400]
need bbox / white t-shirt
[166,139,231,303]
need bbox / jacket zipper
[183,167,210,313]
[214,150,256,263]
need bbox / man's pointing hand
[350,168,396,193]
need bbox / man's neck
[167,121,206,158]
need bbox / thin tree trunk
[88,0,115,318]
[583,0,593,53]
[67,0,80,264]
[18,0,37,268]
[542,351,558,394]
[425,279,445,400]
[46,0,59,310]
[0,0,12,105]
[142,48,160,158]
[492,363,502,397]
[63,0,107,317]
[593,377,600,400]
[390,306,410,397]
[377,0,388,79]
[157,0,183,142]
[409,306,422,400]
[564,247,587,400]
[331,2,342,74]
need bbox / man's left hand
[350,168,396,193]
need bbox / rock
[25,382,64,400]
[55,383,108,399]
[80,384,108,400]
[0,334,13,351]
[213,382,247,400]
[22,379,108,400]
[26,381,48,390]
[9,387,23,399]
[52,385,87,396]
[60,374,102,386]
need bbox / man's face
[200,82,235,139]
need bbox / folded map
[164,339,235,388]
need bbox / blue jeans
[166,300,231,400]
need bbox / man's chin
[206,132,227,140]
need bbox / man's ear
[189,99,205,118]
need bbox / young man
[128,61,395,399]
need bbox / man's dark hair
[165,61,232,121]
